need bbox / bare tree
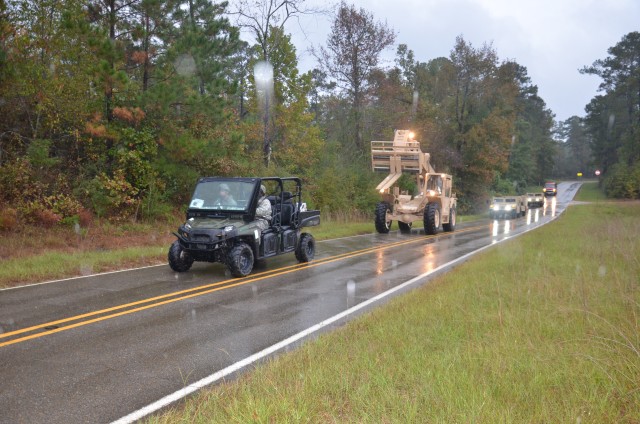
[316,1,395,151]
[231,0,325,167]
[231,0,323,62]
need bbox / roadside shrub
[0,158,42,203]
[83,171,139,221]
[21,194,83,226]
[0,207,17,231]
[78,208,93,227]
[603,162,640,199]
[34,209,62,228]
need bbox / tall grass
[147,203,640,423]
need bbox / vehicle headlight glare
[224,225,235,232]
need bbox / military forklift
[371,130,457,235]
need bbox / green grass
[0,246,167,285]
[146,202,640,423]
[575,181,608,202]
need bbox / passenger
[255,184,272,231]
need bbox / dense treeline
[0,0,630,229]
[581,32,640,198]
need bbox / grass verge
[575,180,607,201]
[146,202,640,423]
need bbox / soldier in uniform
[255,184,272,231]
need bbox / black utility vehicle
[168,177,320,277]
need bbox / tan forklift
[371,129,457,235]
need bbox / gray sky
[285,0,640,123]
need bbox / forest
[0,0,638,228]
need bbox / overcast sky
[282,0,639,123]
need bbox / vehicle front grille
[191,234,211,242]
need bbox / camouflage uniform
[255,186,272,231]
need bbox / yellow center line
[0,224,486,348]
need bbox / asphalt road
[0,182,580,423]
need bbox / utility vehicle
[169,177,320,277]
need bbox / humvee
[526,192,544,208]
[489,195,528,219]
[168,177,320,277]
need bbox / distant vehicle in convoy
[526,192,544,208]
[489,195,528,219]
[168,177,320,277]
[543,181,557,196]
[371,129,456,235]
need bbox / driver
[214,183,237,206]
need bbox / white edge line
[110,213,559,424]
[0,263,166,292]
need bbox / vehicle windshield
[189,180,255,212]
[505,199,516,203]
[494,198,504,203]
[545,183,556,188]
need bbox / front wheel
[227,242,254,277]
[295,233,315,262]
[442,207,456,232]
[168,240,194,272]
[423,203,441,235]
[375,202,392,234]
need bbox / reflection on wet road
[0,182,580,424]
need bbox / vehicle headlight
[527,197,532,201]
[224,225,235,232]
[505,205,512,210]
[492,205,500,210]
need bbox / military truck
[543,181,557,196]
[489,195,528,219]
[168,177,320,277]
[526,192,544,208]
[371,130,456,235]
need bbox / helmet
[219,183,230,192]
[260,184,266,195]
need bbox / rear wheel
[375,202,392,234]
[398,221,412,234]
[168,240,194,272]
[295,233,315,262]
[443,208,456,232]
[423,203,441,235]
[227,242,254,277]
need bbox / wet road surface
[0,182,580,423]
